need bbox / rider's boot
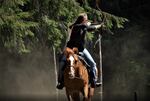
[96,79,102,87]
[90,68,102,88]
[56,77,64,89]
[91,78,96,88]
[56,73,64,90]
[95,68,102,87]
[91,77,102,88]
[56,58,65,90]
[89,70,96,88]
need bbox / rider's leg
[82,48,101,87]
[56,54,66,89]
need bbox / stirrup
[56,83,64,90]
[96,82,102,87]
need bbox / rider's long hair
[69,13,88,29]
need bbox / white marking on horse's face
[68,55,75,78]
[69,55,74,66]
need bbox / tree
[0,0,38,53]
[0,0,128,54]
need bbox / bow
[94,0,106,25]
[95,1,114,35]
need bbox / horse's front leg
[83,84,89,101]
[66,89,72,101]
[88,87,94,101]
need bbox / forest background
[0,0,150,101]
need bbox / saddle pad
[78,55,91,68]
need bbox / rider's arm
[94,23,104,29]
[86,23,104,31]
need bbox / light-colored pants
[81,48,97,82]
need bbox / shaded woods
[100,0,150,101]
[0,0,150,101]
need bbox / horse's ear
[64,47,74,57]
[73,47,78,54]
[64,47,69,57]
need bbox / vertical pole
[53,46,58,101]
[134,92,137,101]
[99,34,103,101]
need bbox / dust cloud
[0,48,101,101]
[0,45,149,101]
[0,48,61,100]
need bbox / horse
[63,47,94,101]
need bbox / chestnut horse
[63,47,94,101]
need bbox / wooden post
[53,46,58,101]
[98,34,103,101]
[134,92,137,101]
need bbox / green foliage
[35,0,84,51]
[110,14,129,29]
[87,8,128,29]
[41,16,62,48]
[0,0,128,54]
[0,0,38,53]
[79,2,128,42]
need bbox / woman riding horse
[57,13,103,89]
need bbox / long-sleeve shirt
[67,24,96,52]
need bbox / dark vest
[67,24,95,52]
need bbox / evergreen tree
[0,0,128,54]
[0,0,38,53]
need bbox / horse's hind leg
[66,89,72,101]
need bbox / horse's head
[64,47,79,79]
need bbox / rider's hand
[95,22,105,29]
[87,22,91,26]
